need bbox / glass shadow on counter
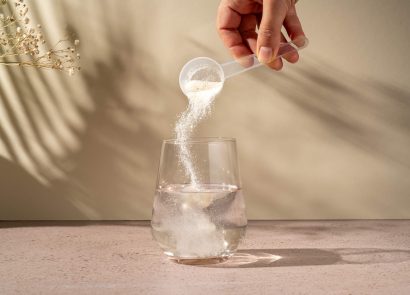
[197,248,410,268]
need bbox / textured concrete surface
[0,220,409,294]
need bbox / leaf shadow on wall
[1,0,410,219]
[0,0,84,218]
[0,1,166,219]
[236,55,410,218]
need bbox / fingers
[280,33,299,64]
[266,33,297,70]
[217,0,305,71]
[266,57,283,70]
[281,4,305,65]
[217,0,254,59]
[283,5,305,41]
[256,0,289,64]
[239,14,258,53]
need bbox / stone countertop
[0,220,409,294]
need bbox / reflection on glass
[151,138,247,263]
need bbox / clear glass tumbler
[151,137,247,264]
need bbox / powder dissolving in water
[154,78,229,259]
[152,76,246,259]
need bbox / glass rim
[163,137,236,144]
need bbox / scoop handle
[221,36,309,79]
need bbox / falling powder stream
[175,80,223,186]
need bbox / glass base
[170,256,230,265]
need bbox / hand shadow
[199,248,410,268]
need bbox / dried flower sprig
[0,0,80,75]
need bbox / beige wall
[0,0,409,220]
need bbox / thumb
[257,0,289,64]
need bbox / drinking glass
[151,137,247,264]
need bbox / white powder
[175,80,223,185]
[168,79,225,259]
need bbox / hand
[217,0,305,70]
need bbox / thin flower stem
[0,61,21,65]
[2,34,29,57]
[0,20,16,29]
[0,52,22,58]
[0,0,80,75]
[0,13,16,29]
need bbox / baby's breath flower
[0,0,80,75]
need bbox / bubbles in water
[151,184,246,259]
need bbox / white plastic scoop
[179,36,309,96]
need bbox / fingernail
[246,38,257,52]
[258,47,272,63]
